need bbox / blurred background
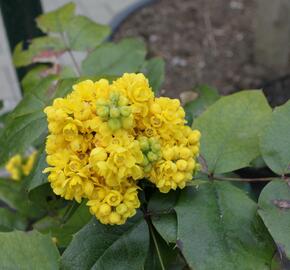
[1,0,290,112]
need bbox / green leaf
[193,90,271,174]
[0,208,27,232]
[145,226,181,270]
[260,101,290,175]
[21,65,51,93]
[258,180,290,259]
[175,182,275,270]
[61,214,149,270]
[148,191,177,244]
[0,230,60,270]
[82,38,146,76]
[65,15,110,51]
[0,178,44,219]
[36,2,76,33]
[141,57,165,94]
[184,85,220,125]
[33,201,91,248]
[28,149,48,191]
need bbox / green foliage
[141,57,165,94]
[2,2,290,269]
[82,38,146,76]
[184,85,220,125]
[260,101,290,175]
[36,2,76,33]
[65,15,110,51]
[0,208,27,232]
[61,214,149,270]
[175,183,275,270]
[0,230,60,270]
[258,181,290,259]
[194,90,271,174]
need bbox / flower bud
[147,151,158,162]
[118,96,129,106]
[108,118,121,131]
[121,116,133,129]
[120,106,131,117]
[109,212,121,224]
[97,106,109,118]
[99,203,111,216]
[116,203,128,215]
[176,159,188,171]
[110,107,120,118]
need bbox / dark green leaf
[145,225,182,270]
[258,180,290,259]
[0,230,60,270]
[193,90,271,174]
[50,201,91,247]
[61,214,149,270]
[28,149,47,191]
[141,57,165,94]
[82,38,146,76]
[148,191,177,244]
[0,208,27,232]
[184,85,219,125]
[175,182,275,270]
[0,178,44,219]
[36,2,76,33]
[260,101,290,175]
[65,15,110,51]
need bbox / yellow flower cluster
[43,73,200,225]
[5,151,37,181]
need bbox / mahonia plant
[1,3,290,270]
[43,73,200,225]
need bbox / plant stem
[148,221,165,270]
[60,31,81,76]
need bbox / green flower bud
[120,106,131,117]
[139,137,150,151]
[110,92,120,104]
[118,96,129,106]
[110,107,120,118]
[142,155,149,166]
[97,106,109,118]
[96,98,107,106]
[108,118,121,131]
[121,116,133,129]
[144,163,152,173]
[147,151,158,162]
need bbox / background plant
[0,2,289,270]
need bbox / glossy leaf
[193,90,271,174]
[258,180,290,259]
[65,15,110,51]
[148,191,177,244]
[82,38,146,76]
[36,2,76,33]
[175,182,275,270]
[260,101,290,175]
[141,57,165,94]
[0,230,60,270]
[61,214,149,270]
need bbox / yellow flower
[43,73,201,225]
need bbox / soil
[113,0,290,106]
